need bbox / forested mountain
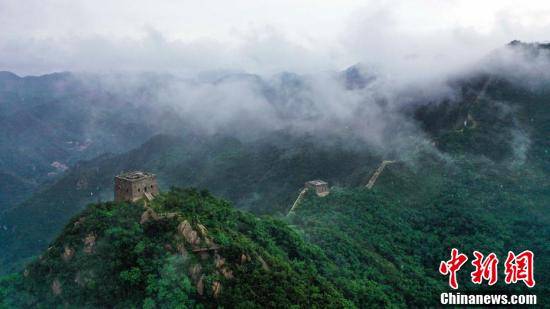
[0,188,351,308]
[0,72,177,209]
[0,42,548,306]
[0,66,378,210]
[0,132,383,274]
[290,159,548,306]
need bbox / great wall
[286,160,396,215]
[365,160,395,189]
[113,75,494,217]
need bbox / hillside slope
[1,43,549,306]
[0,133,381,274]
[2,67,549,276]
[0,72,177,210]
[0,188,351,308]
[290,157,549,306]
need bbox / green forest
[0,188,352,308]
[0,42,549,307]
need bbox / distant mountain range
[0,41,549,306]
[0,72,169,209]
[0,65,377,210]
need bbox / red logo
[504,250,535,288]
[471,251,499,285]
[439,249,535,289]
[439,248,468,289]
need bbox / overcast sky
[1,0,550,76]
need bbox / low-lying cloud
[2,0,550,79]
[2,0,550,163]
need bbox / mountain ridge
[1,188,353,308]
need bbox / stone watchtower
[114,171,159,202]
[305,180,330,197]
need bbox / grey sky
[1,0,549,75]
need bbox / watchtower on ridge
[305,180,330,197]
[114,171,158,202]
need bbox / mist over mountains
[0,38,548,307]
[0,41,547,212]
[1,0,549,306]
[1,41,548,275]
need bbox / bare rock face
[196,224,208,237]
[213,254,233,279]
[212,281,222,298]
[257,255,270,271]
[83,233,96,254]
[62,246,75,262]
[240,253,251,264]
[189,263,208,296]
[178,220,199,245]
[51,279,62,296]
[214,254,225,268]
[196,275,205,296]
[188,264,202,282]
[221,267,234,279]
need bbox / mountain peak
[0,71,21,81]
[506,39,550,50]
[341,63,376,90]
[4,187,349,307]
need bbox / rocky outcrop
[189,264,202,282]
[214,254,234,279]
[83,233,96,254]
[240,253,251,264]
[196,275,205,296]
[212,281,222,298]
[62,246,74,261]
[178,220,199,245]
[257,255,270,271]
[196,224,208,237]
[214,254,225,268]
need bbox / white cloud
[0,0,549,77]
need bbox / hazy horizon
[1,0,550,78]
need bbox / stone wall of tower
[130,176,159,201]
[114,177,133,202]
[304,181,330,197]
[114,175,159,202]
